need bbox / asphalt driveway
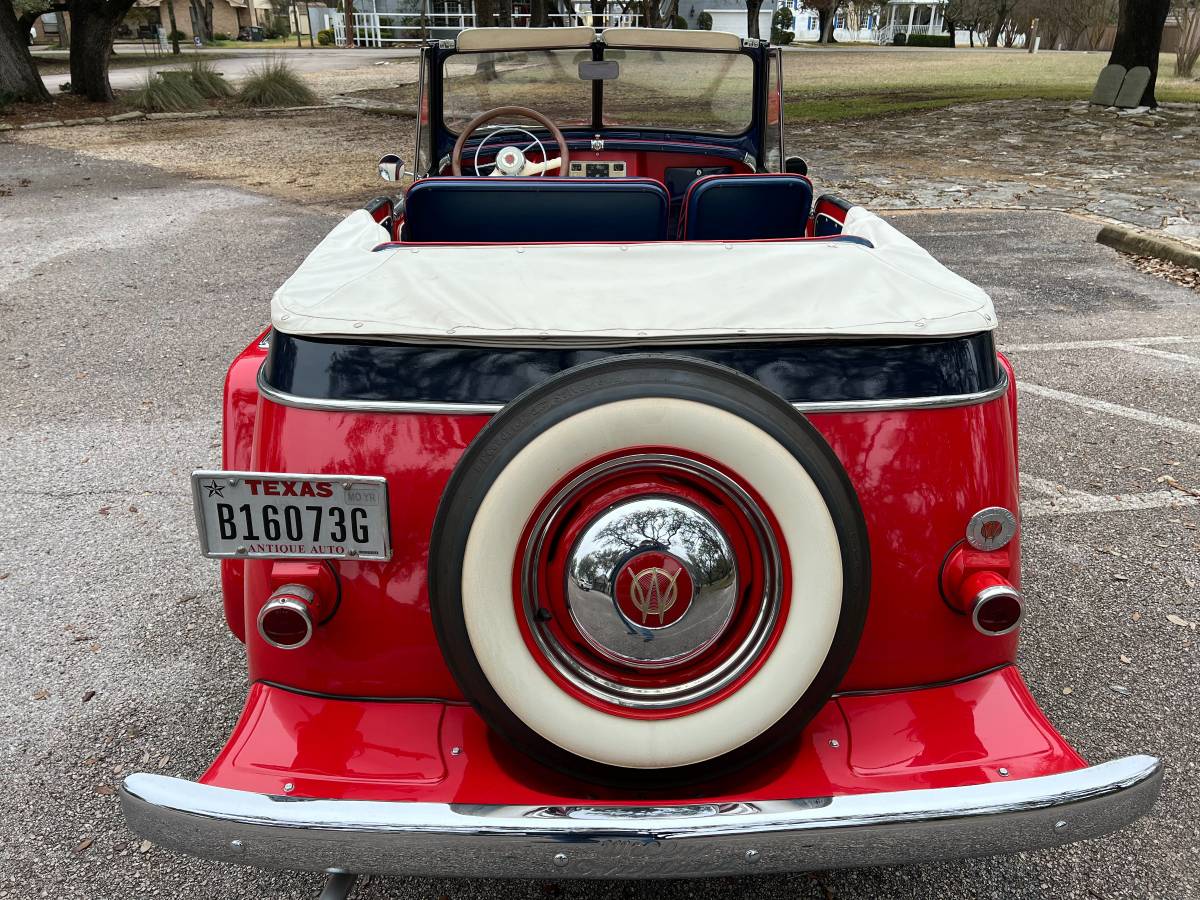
[0,142,1197,899]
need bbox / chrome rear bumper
[120,755,1161,879]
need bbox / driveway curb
[1097,224,1200,271]
[2,104,339,132]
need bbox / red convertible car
[120,26,1160,892]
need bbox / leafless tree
[1175,0,1200,75]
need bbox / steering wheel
[451,106,571,177]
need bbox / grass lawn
[782,49,1200,122]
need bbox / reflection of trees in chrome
[570,502,733,592]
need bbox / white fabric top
[601,28,743,50]
[271,207,995,347]
[456,26,595,51]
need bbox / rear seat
[679,173,814,241]
[402,177,671,243]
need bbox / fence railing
[336,10,641,46]
[875,23,942,44]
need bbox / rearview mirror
[578,60,619,81]
[378,154,404,182]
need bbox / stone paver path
[794,99,1200,247]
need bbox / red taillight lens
[972,586,1024,636]
[257,587,316,649]
[957,571,1024,637]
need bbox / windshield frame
[420,33,774,176]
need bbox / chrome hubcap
[520,454,784,710]
[567,498,737,668]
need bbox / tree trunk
[68,4,124,101]
[1178,3,1200,77]
[0,1,51,102]
[818,7,839,43]
[745,0,762,38]
[945,16,956,46]
[1108,0,1171,107]
[531,0,548,27]
[166,0,180,53]
[498,0,513,27]
[189,0,209,39]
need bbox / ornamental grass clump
[188,59,234,99]
[236,58,317,108]
[131,72,204,113]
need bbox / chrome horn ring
[520,454,784,711]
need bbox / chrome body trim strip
[120,755,1161,879]
[256,365,1011,417]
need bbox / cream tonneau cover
[271,208,996,347]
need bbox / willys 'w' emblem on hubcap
[629,566,682,625]
[613,551,695,630]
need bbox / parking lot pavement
[0,145,1197,900]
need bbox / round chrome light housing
[966,506,1018,551]
[257,585,316,649]
[971,584,1024,636]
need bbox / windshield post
[591,40,603,132]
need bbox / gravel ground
[8,110,417,209]
[0,143,1198,900]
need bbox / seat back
[680,174,814,241]
[402,177,671,243]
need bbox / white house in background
[874,0,946,43]
[702,1,948,43]
[703,7,772,40]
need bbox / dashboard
[568,160,628,178]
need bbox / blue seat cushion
[681,174,814,241]
[402,177,671,243]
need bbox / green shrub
[771,6,794,45]
[892,31,907,45]
[317,28,334,45]
[212,31,231,40]
[132,72,205,112]
[906,33,953,47]
[188,58,233,98]
[236,57,317,107]
[670,14,687,28]
[167,29,187,42]
[696,11,712,30]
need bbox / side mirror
[378,154,404,182]
[784,156,809,176]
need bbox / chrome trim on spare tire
[257,364,1010,416]
[119,755,1162,879]
[522,454,783,710]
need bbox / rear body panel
[203,667,1081,803]
[228,343,1019,698]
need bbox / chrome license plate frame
[191,470,391,561]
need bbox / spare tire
[428,355,869,788]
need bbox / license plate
[191,470,391,560]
